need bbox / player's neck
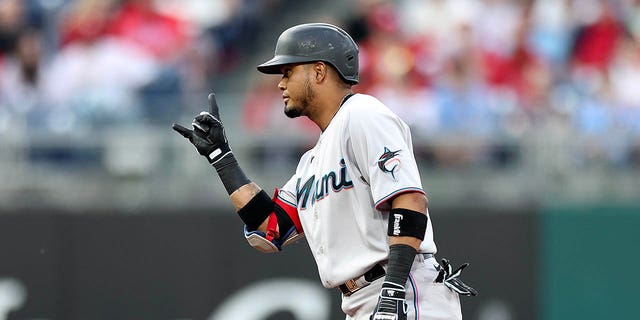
[312,89,353,132]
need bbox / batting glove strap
[370,282,407,320]
[435,258,478,297]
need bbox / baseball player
[173,23,476,320]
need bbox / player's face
[279,64,316,118]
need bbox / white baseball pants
[341,255,462,320]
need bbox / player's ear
[314,62,326,82]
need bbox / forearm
[387,235,422,285]
[231,182,270,233]
[389,236,421,251]
[230,182,262,210]
[384,192,428,285]
[209,150,273,232]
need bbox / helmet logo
[301,39,316,50]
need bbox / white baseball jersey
[276,93,437,288]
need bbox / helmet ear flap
[346,53,356,65]
[344,50,358,72]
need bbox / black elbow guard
[387,208,428,240]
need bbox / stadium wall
[0,207,607,320]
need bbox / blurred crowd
[0,0,280,132]
[243,0,640,167]
[1,0,639,168]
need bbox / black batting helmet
[257,23,359,84]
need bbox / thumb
[208,93,221,120]
[172,123,193,138]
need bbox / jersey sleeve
[278,173,299,209]
[347,103,425,212]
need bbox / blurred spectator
[481,12,549,112]
[235,0,640,169]
[0,0,638,168]
[355,1,433,92]
[609,36,640,109]
[0,0,24,55]
[107,0,191,62]
[529,0,573,65]
[434,51,494,136]
[570,1,625,72]
[205,0,284,75]
[38,0,162,132]
[0,28,44,119]
[41,37,158,131]
[623,0,640,42]
[474,0,524,56]
[58,0,116,46]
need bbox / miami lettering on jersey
[296,159,353,209]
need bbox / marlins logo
[377,147,401,181]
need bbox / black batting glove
[172,93,232,166]
[370,282,407,320]
[435,258,478,296]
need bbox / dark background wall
[0,209,535,320]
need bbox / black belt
[338,253,434,296]
[338,263,386,296]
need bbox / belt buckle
[344,279,360,293]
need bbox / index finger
[172,123,193,138]
[208,93,220,120]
